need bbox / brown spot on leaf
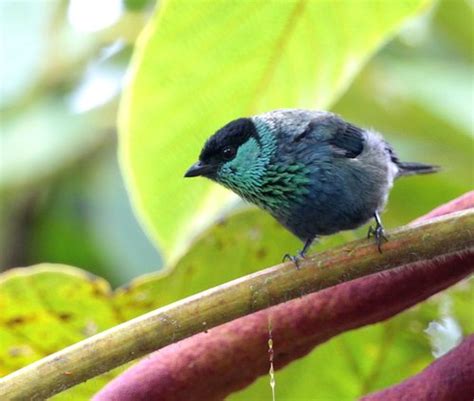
[256,248,267,260]
[140,301,154,309]
[58,313,72,321]
[5,316,26,327]
[216,239,225,250]
[186,264,195,276]
[92,285,106,297]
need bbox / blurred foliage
[0,0,161,285]
[0,0,473,400]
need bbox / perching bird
[185,109,439,264]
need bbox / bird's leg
[367,211,388,253]
[283,237,315,269]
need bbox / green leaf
[0,264,124,399]
[120,0,432,263]
[114,208,303,319]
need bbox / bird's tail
[396,161,440,177]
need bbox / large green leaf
[120,0,432,264]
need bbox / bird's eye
[222,146,236,160]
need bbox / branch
[1,207,473,400]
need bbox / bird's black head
[184,118,258,179]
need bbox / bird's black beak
[184,161,213,178]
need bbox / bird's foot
[282,238,315,269]
[282,250,306,269]
[367,224,388,253]
[367,211,388,253]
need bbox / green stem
[1,209,473,400]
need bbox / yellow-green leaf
[0,264,124,399]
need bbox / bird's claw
[367,225,388,253]
[282,238,314,269]
[282,252,304,269]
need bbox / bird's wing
[327,121,365,158]
[293,115,365,159]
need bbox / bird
[184,109,439,265]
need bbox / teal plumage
[185,109,439,262]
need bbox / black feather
[329,122,365,158]
[293,120,316,142]
[200,118,257,163]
